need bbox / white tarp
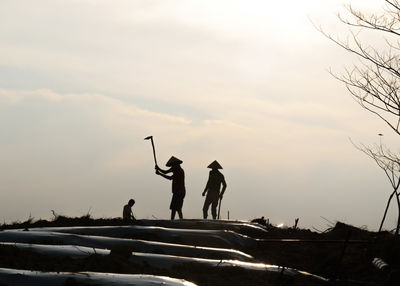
[0,230,253,261]
[0,242,328,282]
[0,220,328,284]
[0,267,198,286]
[138,219,268,235]
[28,225,258,248]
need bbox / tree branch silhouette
[321,1,400,233]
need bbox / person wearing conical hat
[202,160,227,219]
[155,156,186,220]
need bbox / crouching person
[123,199,136,223]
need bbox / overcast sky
[1,0,398,231]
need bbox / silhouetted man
[123,199,136,223]
[156,156,186,220]
[202,160,227,219]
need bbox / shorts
[170,193,185,211]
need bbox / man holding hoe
[155,156,186,220]
[144,136,186,220]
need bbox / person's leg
[175,195,184,219]
[211,198,219,219]
[202,205,208,219]
[203,196,212,219]
[177,209,183,219]
[170,193,178,220]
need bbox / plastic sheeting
[0,230,253,261]
[29,225,258,248]
[0,267,198,286]
[1,242,328,282]
[138,219,268,236]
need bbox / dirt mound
[323,222,374,240]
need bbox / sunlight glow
[0,0,396,229]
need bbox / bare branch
[323,1,400,233]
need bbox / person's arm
[202,180,210,196]
[220,177,227,198]
[156,170,173,180]
[155,165,172,174]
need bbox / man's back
[207,170,226,193]
[172,165,186,196]
[123,204,132,221]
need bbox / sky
[1,0,398,231]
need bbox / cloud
[0,86,385,173]
[0,0,396,229]
[0,85,393,229]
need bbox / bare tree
[321,0,400,233]
[354,142,400,234]
[321,1,400,134]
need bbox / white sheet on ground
[138,219,268,235]
[26,225,258,248]
[0,267,198,286]
[1,242,328,282]
[0,230,253,260]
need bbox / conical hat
[166,156,183,166]
[207,160,222,169]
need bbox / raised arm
[156,170,173,180]
[155,165,172,174]
[155,165,173,180]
